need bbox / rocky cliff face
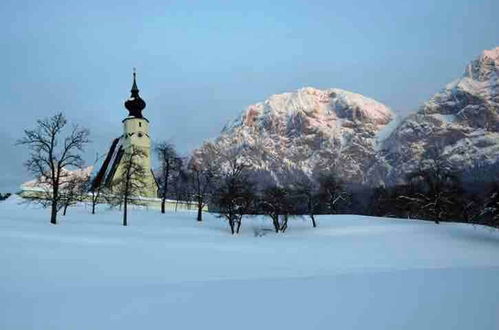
[370,46,499,186]
[195,87,394,184]
[195,47,499,187]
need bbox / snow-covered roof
[21,166,93,191]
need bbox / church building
[92,71,159,198]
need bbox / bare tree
[213,154,254,235]
[260,186,293,232]
[317,174,349,214]
[60,170,90,216]
[89,182,106,215]
[172,164,191,211]
[110,148,148,226]
[291,171,321,228]
[155,142,179,213]
[188,159,216,222]
[87,152,107,215]
[215,176,255,235]
[17,113,90,224]
[404,146,461,224]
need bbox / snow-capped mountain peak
[197,87,394,185]
[196,46,499,188]
[482,46,499,61]
[466,46,499,81]
[372,46,499,186]
[223,87,393,135]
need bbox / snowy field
[1,196,498,330]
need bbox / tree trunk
[272,216,279,233]
[123,198,128,226]
[197,202,203,222]
[236,219,242,234]
[280,214,288,232]
[229,219,235,235]
[63,203,68,216]
[308,198,317,227]
[50,200,58,224]
[161,161,170,214]
[310,214,316,228]
[91,192,96,214]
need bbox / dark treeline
[367,160,499,228]
[172,142,499,234]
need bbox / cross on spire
[131,68,139,93]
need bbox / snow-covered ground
[1,196,498,330]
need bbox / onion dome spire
[124,68,146,118]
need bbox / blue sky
[0,0,498,190]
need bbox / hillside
[1,196,498,330]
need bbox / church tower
[92,71,158,198]
[122,70,152,170]
[118,70,157,197]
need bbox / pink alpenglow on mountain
[195,47,499,187]
[372,46,499,186]
[196,87,394,184]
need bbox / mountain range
[194,46,499,187]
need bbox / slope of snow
[1,196,498,330]
[375,113,400,149]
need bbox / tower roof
[131,70,139,94]
[124,69,146,118]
